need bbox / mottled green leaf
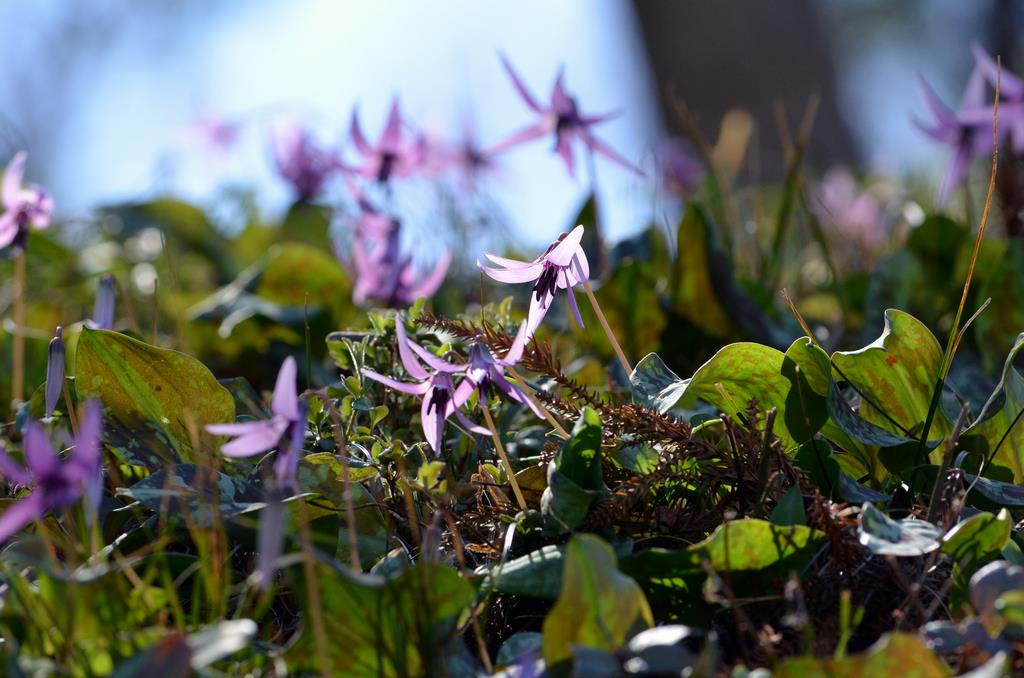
[941,509,1011,564]
[770,486,806,526]
[286,562,474,676]
[74,328,235,466]
[482,545,564,600]
[831,309,951,444]
[116,465,263,527]
[773,632,950,677]
[542,535,653,666]
[962,333,1024,480]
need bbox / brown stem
[479,404,527,511]
[582,280,632,376]
[12,250,26,407]
[506,365,569,438]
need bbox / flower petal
[23,423,59,478]
[272,356,300,421]
[0,491,45,544]
[349,109,373,156]
[420,389,446,453]
[503,321,529,366]
[0,445,30,485]
[2,151,26,209]
[407,342,466,373]
[972,42,1024,100]
[362,369,430,395]
[487,124,550,155]
[394,320,430,380]
[500,54,544,113]
[545,224,586,267]
[219,419,289,458]
[454,407,490,436]
[380,98,404,151]
[484,252,535,269]
[584,132,644,176]
[406,250,451,301]
[479,262,544,284]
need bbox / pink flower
[0,152,53,250]
[348,99,424,183]
[479,224,590,335]
[362,320,487,453]
[271,123,338,201]
[490,56,642,177]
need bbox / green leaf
[964,473,1024,507]
[831,309,951,444]
[73,328,235,466]
[770,486,806,526]
[962,333,1024,480]
[639,338,829,450]
[858,503,941,557]
[671,205,737,339]
[941,509,1011,564]
[482,544,564,599]
[773,632,950,677]
[286,562,474,676]
[556,407,604,491]
[116,465,264,526]
[542,535,653,667]
[630,352,687,414]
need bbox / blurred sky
[0,1,1002,247]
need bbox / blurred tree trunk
[631,0,859,180]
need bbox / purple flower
[490,56,642,177]
[657,138,704,198]
[348,99,424,183]
[0,152,53,251]
[271,122,337,201]
[45,326,64,419]
[465,322,545,419]
[206,356,305,486]
[962,43,1024,153]
[813,168,887,251]
[0,401,103,543]
[188,114,241,154]
[479,224,590,335]
[431,126,499,190]
[342,195,451,308]
[362,319,487,453]
[915,64,999,207]
[87,274,116,330]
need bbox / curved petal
[564,282,585,329]
[23,423,58,478]
[271,357,300,421]
[555,134,576,177]
[206,421,264,436]
[71,400,103,475]
[407,342,466,373]
[452,378,477,409]
[497,378,546,419]
[0,211,18,250]
[545,224,586,267]
[526,289,554,335]
[220,419,289,458]
[483,252,535,269]
[918,75,956,128]
[584,132,644,176]
[500,54,543,113]
[349,109,373,156]
[362,369,430,395]
[420,389,446,453]
[487,124,550,156]
[381,99,405,152]
[395,320,430,380]
[453,407,490,436]
[503,321,529,366]
[972,42,1024,100]
[550,66,572,112]
[254,493,285,589]
[480,262,544,284]
[2,151,26,209]
[961,65,988,111]
[0,492,45,544]
[407,250,451,300]
[0,446,30,485]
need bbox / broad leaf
[74,328,235,466]
[962,333,1024,480]
[773,632,950,677]
[542,534,653,666]
[858,503,941,557]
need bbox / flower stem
[479,403,527,511]
[506,365,568,438]
[582,280,632,376]
[12,250,26,406]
